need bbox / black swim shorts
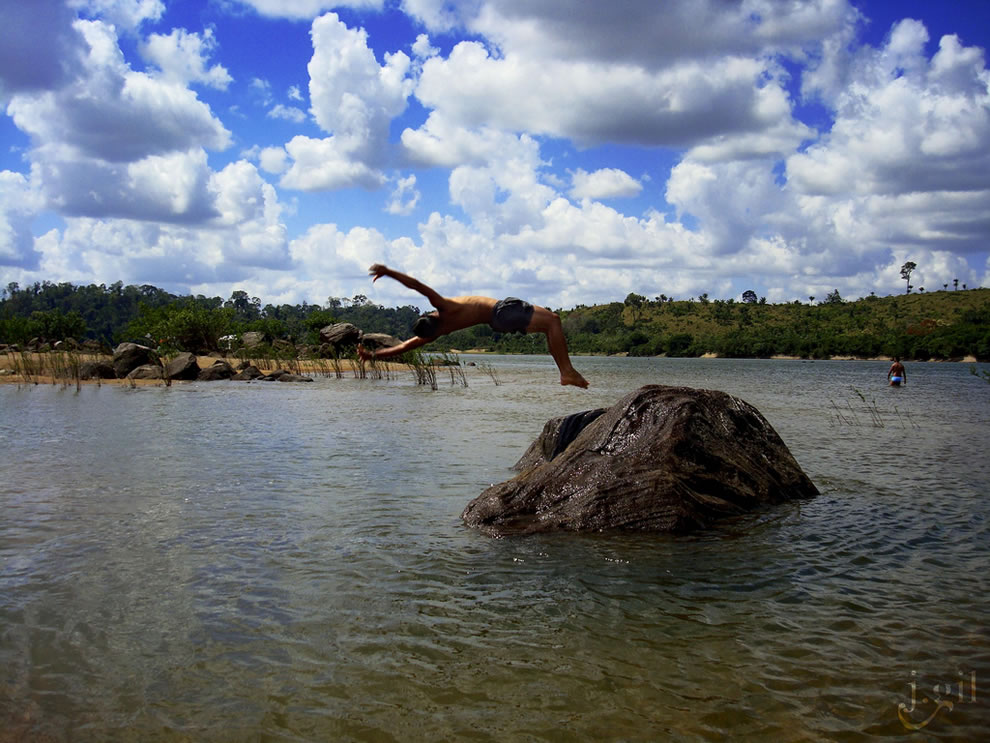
[490,297,534,334]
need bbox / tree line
[2,280,988,361]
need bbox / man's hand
[356,343,374,361]
[368,264,390,282]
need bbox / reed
[405,350,438,390]
[437,352,468,387]
[476,360,501,386]
[828,386,919,429]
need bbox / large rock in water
[461,385,818,536]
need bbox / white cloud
[233,0,383,21]
[413,42,807,150]
[278,135,386,191]
[8,20,231,164]
[386,175,420,216]
[272,12,416,191]
[258,147,290,175]
[268,104,307,123]
[141,28,232,89]
[411,33,439,60]
[0,170,44,269]
[307,13,412,154]
[25,160,291,292]
[468,0,857,68]
[68,0,165,34]
[401,112,526,168]
[5,18,232,225]
[569,168,642,200]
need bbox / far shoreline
[1,349,983,387]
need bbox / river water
[1,357,988,741]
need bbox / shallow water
[2,357,989,741]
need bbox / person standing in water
[887,358,907,386]
[356,264,589,388]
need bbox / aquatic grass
[10,351,42,384]
[828,386,919,429]
[476,360,501,386]
[437,352,468,387]
[405,351,438,390]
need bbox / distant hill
[434,287,990,361]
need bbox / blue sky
[1,0,989,312]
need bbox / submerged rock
[462,385,818,536]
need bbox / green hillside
[436,288,990,361]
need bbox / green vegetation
[2,280,988,362]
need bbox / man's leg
[527,306,589,388]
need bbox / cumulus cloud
[5,18,232,224]
[9,20,231,164]
[786,19,990,259]
[23,157,291,293]
[569,168,642,200]
[273,12,414,191]
[412,42,808,151]
[68,0,165,34]
[466,0,857,67]
[141,28,233,89]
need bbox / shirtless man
[356,264,589,388]
[887,357,907,387]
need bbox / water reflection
[2,358,989,740]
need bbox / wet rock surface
[462,384,819,536]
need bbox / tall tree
[900,261,916,294]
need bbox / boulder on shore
[461,385,818,537]
[197,360,235,381]
[360,332,402,351]
[319,323,361,348]
[112,343,156,378]
[165,352,200,381]
[241,331,266,349]
[232,365,265,381]
[127,364,163,380]
[79,361,116,380]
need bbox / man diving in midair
[356,264,589,388]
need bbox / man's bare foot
[560,371,589,388]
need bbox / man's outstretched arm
[369,264,447,309]
[357,335,430,361]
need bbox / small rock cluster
[80,343,315,383]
